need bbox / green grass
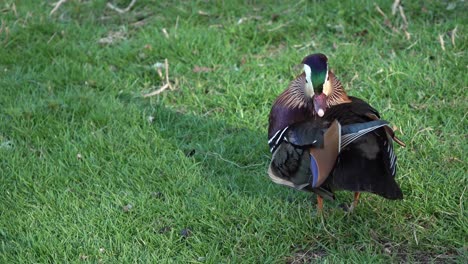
[1,0,466,262]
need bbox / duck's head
[302,53,330,117]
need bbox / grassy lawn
[1,0,466,262]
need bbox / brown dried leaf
[193,66,213,73]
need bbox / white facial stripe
[303,64,314,97]
[303,64,313,88]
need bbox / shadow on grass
[117,92,273,197]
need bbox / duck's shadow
[122,95,285,198]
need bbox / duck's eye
[305,79,308,83]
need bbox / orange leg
[348,192,360,212]
[353,192,361,208]
[317,195,323,213]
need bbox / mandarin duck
[267,53,405,212]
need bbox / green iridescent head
[302,53,329,94]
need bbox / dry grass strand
[143,59,177,97]
[107,0,137,14]
[50,0,68,15]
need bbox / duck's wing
[322,98,405,199]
